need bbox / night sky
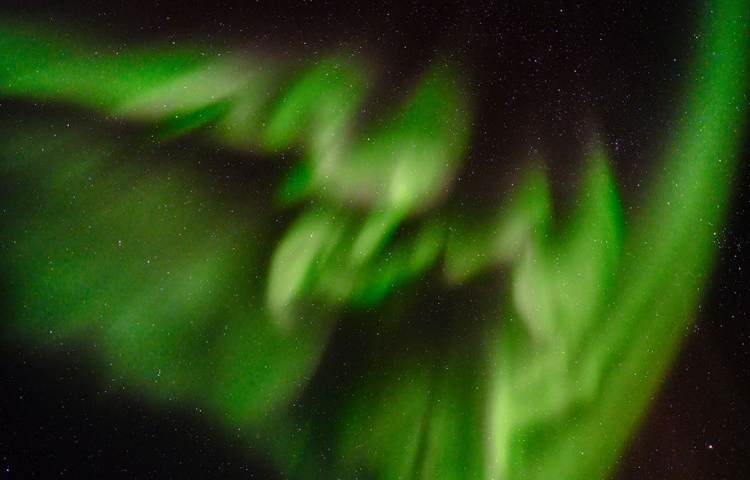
[1,1,748,478]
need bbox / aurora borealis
[1,0,748,478]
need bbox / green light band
[0,0,747,477]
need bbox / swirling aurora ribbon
[0,0,747,477]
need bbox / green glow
[262,59,367,152]
[0,122,336,425]
[485,2,749,478]
[445,165,552,284]
[0,23,208,112]
[1,1,747,478]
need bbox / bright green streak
[486,2,749,479]
[1,1,748,478]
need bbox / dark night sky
[1,1,748,478]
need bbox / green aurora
[1,0,748,478]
